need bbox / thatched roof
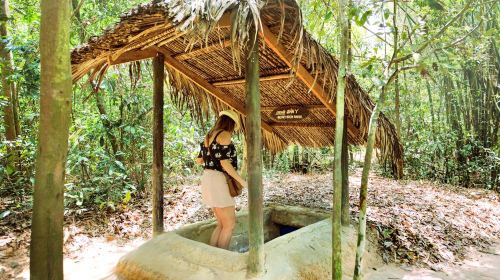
[70,0,404,178]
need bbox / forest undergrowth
[1,168,498,279]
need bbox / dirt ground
[366,243,500,280]
[1,169,499,279]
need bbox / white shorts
[201,169,236,208]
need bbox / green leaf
[384,9,391,20]
[348,6,359,20]
[114,160,125,172]
[324,11,333,21]
[0,211,11,219]
[484,28,497,37]
[382,228,393,238]
[401,31,408,41]
[355,10,372,26]
[122,191,132,204]
[422,0,445,10]
[5,165,15,176]
[360,56,377,68]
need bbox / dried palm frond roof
[70,0,404,178]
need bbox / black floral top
[197,131,238,172]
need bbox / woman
[195,110,247,250]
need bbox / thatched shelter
[70,0,406,275]
[70,0,404,179]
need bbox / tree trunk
[354,1,397,278]
[466,68,480,135]
[447,77,465,164]
[353,85,389,280]
[333,0,348,278]
[341,115,349,225]
[152,53,165,236]
[94,92,122,159]
[394,71,401,137]
[0,0,18,140]
[426,80,436,138]
[454,74,466,130]
[402,66,412,137]
[71,0,85,42]
[393,2,401,138]
[30,0,72,278]
[245,25,264,277]
[341,0,353,227]
[292,144,299,171]
[302,147,309,174]
[462,67,473,132]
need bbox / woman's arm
[221,160,247,188]
[218,131,248,188]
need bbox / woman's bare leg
[216,206,236,249]
[210,208,222,247]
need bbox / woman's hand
[195,157,204,165]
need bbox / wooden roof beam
[259,24,362,142]
[174,38,231,61]
[102,12,232,66]
[153,46,287,144]
[212,73,293,87]
[270,122,333,128]
[109,48,158,65]
[261,104,327,111]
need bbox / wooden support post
[246,27,265,276]
[152,53,165,236]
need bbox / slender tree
[0,0,19,140]
[333,0,349,278]
[354,2,400,278]
[71,0,85,42]
[426,80,436,137]
[340,0,353,226]
[30,0,72,278]
[393,1,401,138]
[94,92,121,159]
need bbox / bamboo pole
[354,1,395,277]
[246,25,265,276]
[152,53,165,236]
[30,0,72,278]
[341,114,349,226]
[341,0,353,226]
[353,87,388,280]
[333,0,349,278]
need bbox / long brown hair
[204,115,235,146]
